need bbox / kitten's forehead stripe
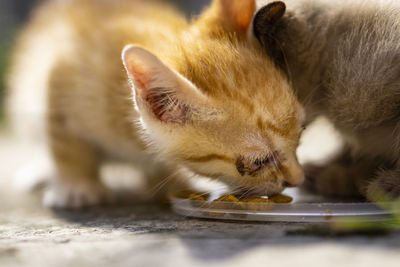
[257,115,291,138]
[263,119,290,138]
[236,94,255,113]
[184,153,233,163]
[257,116,264,131]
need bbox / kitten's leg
[303,148,381,198]
[43,114,109,208]
[366,167,400,202]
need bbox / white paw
[43,180,111,209]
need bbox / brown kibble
[172,191,292,213]
[239,197,272,203]
[212,195,275,211]
[214,195,239,202]
[211,194,242,209]
[268,194,293,203]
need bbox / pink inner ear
[126,64,191,124]
[122,45,202,124]
[144,89,190,124]
[126,64,149,89]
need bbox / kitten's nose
[282,160,304,187]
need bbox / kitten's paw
[303,163,359,197]
[366,169,400,202]
[43,180,111,209]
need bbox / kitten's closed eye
[236,154,276,176]
[254,158,271,167]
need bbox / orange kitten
[7,0,304,208]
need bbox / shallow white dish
[170,189,399,223]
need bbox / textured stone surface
[1,132,400,267]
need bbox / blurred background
[0,0,211,123]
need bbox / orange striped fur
[8,0,304,208]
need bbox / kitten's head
[122,0,304,196]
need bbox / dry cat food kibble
[172,191,293,211]
[213,194,292,204]
[268,194,293,203]
[213,194,292,211]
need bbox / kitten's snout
[282,161,304,188]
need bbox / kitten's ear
[253,2,287,71]
[122,45,215,124]
[215,0,256,33]
[253,1,286,43]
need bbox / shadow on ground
[48,202,400,263]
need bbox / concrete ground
[1,124,400,267]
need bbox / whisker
[237,186,253,199]
[146,170,180,197]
